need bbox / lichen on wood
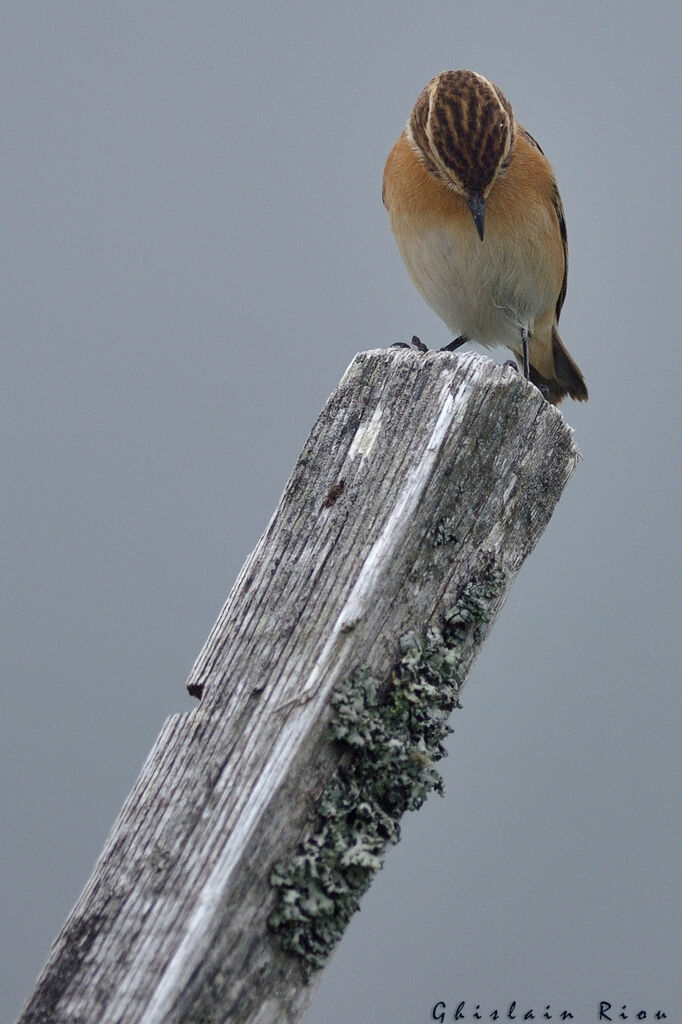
[269,558,506,974]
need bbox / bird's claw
[392,335,466,354]
[391,335,428,352]
[503,359,550,401]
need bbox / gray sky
[2,3,680,1022]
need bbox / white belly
[392,218,557,349]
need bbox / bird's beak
[466,193,486,241]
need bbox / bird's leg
[440,335,468,352]
[521,328,531,379]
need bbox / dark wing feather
[522,128,545,155]
[550,181,568,322]
[522,129,568,322]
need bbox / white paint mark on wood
[348,402,383,460]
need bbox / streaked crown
[406,70,515,199]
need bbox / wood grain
[17,349,579,1024]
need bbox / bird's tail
[530,328,588,404]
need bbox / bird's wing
[521,128,568,322]
[549,180,568,322]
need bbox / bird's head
[405,70,515,241]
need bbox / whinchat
[383,70,588,403]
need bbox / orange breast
[382,130,566,367]
[383,133,471,229]
[384,132,564,278]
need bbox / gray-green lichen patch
[268,562,505,977]
[433,515,459,547]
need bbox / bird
[382,70,587,403]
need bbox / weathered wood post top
[18,348,580,1024]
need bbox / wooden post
[17,349,580,1024]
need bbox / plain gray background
[2,3,680,1022]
